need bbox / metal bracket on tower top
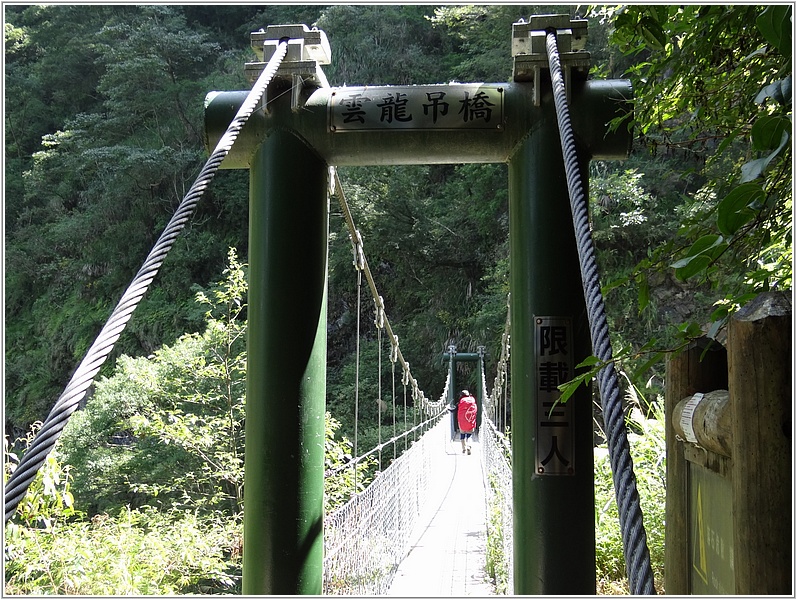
[244,24,332,111]
[511,14,590,106]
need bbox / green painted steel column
[243,125,328,595]
[508,95,596,595]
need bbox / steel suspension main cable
[331,170,442,416]
[545,31,655,595]
[3,39,291,524]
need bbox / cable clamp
[352,229,365,271]
[374,296,385,329]
[328,166,337,197]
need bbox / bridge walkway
[387,427,495,596]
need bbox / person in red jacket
[456,390,477,454]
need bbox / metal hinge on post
[245,24,332,111]
[511,14,590,105]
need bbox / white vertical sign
[535,316,575,475]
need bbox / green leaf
[743,46,768,62]
[677,321,704,339]
[575,355,602,369]
[751,115,791,151]
[556,371,594,404]
[740,157,768,183]
[674,254,713,280]
[740,130,789,182]
[671,234,726,280]
[716,182,765,236]
[557,356,602,405]
[637,16,666,50]
[755,74,792,105]
[706,318,726,340]
[671,234,725,268]
[631,350,665,381]
[756,5,792,57]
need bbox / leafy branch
[556,326,709,407]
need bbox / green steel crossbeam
[204,80,631,169]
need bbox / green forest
[4,4,791,594]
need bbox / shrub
[485,473,509,594]
[5,506,242,595]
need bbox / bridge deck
[387,431,495,596]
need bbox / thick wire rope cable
[3,39,291,524]
[545,31,655,595]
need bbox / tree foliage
[3,6,791,592]
[594,4,791,334]
[4,5,252,427]
[5,422,240,595]
[54,249,373,517]
[6,251,376,594]
[554,5,793,400]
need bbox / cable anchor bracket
[511,14,590,106]
[245,24,332,111]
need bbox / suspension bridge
[6,15,658,596]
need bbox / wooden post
[729,291,792,594]
[664,337,727,595]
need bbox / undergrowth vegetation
[4,252,373,595]
[594,378,666,594]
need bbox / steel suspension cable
[3,39,291,524]
[353,262,363,494]
[545,31,655,594]
[331,170,442,417]
[391,346,397,461]
[375,298,385,470]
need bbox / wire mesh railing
[479,314,513,594]
[481,417,513,594]
[323,413,449,595]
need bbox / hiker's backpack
[457,395,477,433]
